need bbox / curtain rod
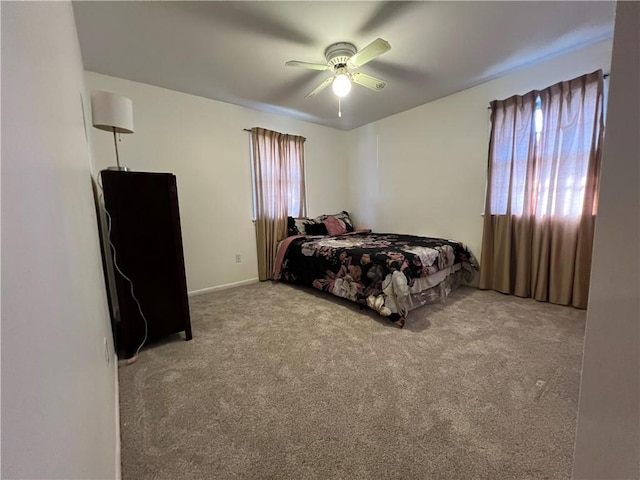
[487,73,610,109]
[243,128,303,139]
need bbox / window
[534,95,543,138]
[249,127,307,220]
[488,77,604,219]
[488,94,537,216]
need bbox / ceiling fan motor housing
[325,42,357,68]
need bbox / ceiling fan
[285,38,391,99]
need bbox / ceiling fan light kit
[332,71,352,97]
[286,37,391,115]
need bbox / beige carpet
[118,283,586,479]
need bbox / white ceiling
[73,1,615,131]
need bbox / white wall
[573,2,640,477]
[346,39,612,262]
[84,72,348,294]
[1,2,118,479]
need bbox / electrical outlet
[235,253,242,263]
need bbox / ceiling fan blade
[357,2,420,35]
[351,72,387,91]
[348,38,391,68]
[285,60,331,71]
[304,77,334,98]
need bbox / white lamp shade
[332,74,352,97]
[91,90,134,133]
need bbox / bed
[273,212,478,327]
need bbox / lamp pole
[112,127,120,170]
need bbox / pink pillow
[323,216,348,236]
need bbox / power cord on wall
[97,171,148,365]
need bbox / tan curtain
[251,127,306,281]
[479,70,605,308]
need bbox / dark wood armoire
[101,170,192,359]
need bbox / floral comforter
[274,232,478,326]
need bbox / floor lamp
[91,90,134,171]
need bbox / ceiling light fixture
[332,72,352,97]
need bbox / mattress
[274,231,477,326]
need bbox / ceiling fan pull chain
[338,96,342,118]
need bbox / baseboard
[114,353,121,480]
[188,278,259,297]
